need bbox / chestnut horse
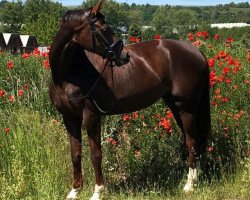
[49,1,211,199]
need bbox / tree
[0,1,24,33]
[152,7,173,34]
[128,23,142,38]
[83,0,129,35]
[21,0,65,45]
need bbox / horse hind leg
[63,115,83,200]
[164,96,201,193]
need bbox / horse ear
[91,0,105,16]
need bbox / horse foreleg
[180,111,201,193]
[63,115,83,200]
[83,110,104,200]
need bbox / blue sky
[59,0,249,6]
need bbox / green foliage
[22,13,60,46]
[0,1,24,33]
[128,23,142,38]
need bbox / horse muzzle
[106,39,130,66]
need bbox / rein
[52,60,116,114]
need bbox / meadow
[0,32,249,200]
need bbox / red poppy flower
[18,89,24,97]
[135,38,141,43]
[226,37,234,43]
[8,95,15,102]
[225,78,232,83]
[223,67,230,74]
[33,48,41,56]
[193,41,200,46]
[188,33,194,41]
[4,127,11,134]
[159,118,172,132]
[122,114,130,121]
[248,53,250,62]
[154,34,161,39]
[129,36,135,42]
[166,110,173,119]
[42,51,49,57]
[214,34,220,40]
[23,84,29,90]
[0,89,6,97]
[43,59,50,69]
[208,58,215,68]
[22,53,29,59]
[132,112,138,119]
[7,61,14,69]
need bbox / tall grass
[0,33,249,199]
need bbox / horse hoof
[66,188,80,199]
[183,182,194,193]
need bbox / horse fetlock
[90,184,104,200]
[183,160,200,193]
[66,188,81,200]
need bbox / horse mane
[61,9,90,23]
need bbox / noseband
[88,15,124,61]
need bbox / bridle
[87,14,124,62]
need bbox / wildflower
[207,146,214,152]
[208,58,215,68]
[214,34,220,40]
[188,33,194,42]
[43,59,50,69]
[42,51,49,57]
[18,89,24,97]
[193,41,200,46]
[221,97,230,103]
[7,61,14,69]
[0,89,6,97]
[215,89,220,94]
[8,95,15,102]
[248,53,250,62]
[225,78,232,83]
[4,127,11,134]
[154,34,161,39]
[166,110,173,119]
[159,118,172,132]
[22,53,29,59]
[33,48,40,56]
[122,114,130,121]
[132,112,138,119]
[23,84,29,90]
[243,80,249,84]
[129,36,135,42]
[222,67,230,75]
[226,37,234,44]
[135,38,140,43]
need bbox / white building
[211,23,250,29]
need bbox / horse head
[62,0,130,66]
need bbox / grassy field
[0,32,249,200]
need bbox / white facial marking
[183,160,200,193]
[66,188,80,199]
[90,184,104,200]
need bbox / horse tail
[197,63,211,146]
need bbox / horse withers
[49,1,211,199]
